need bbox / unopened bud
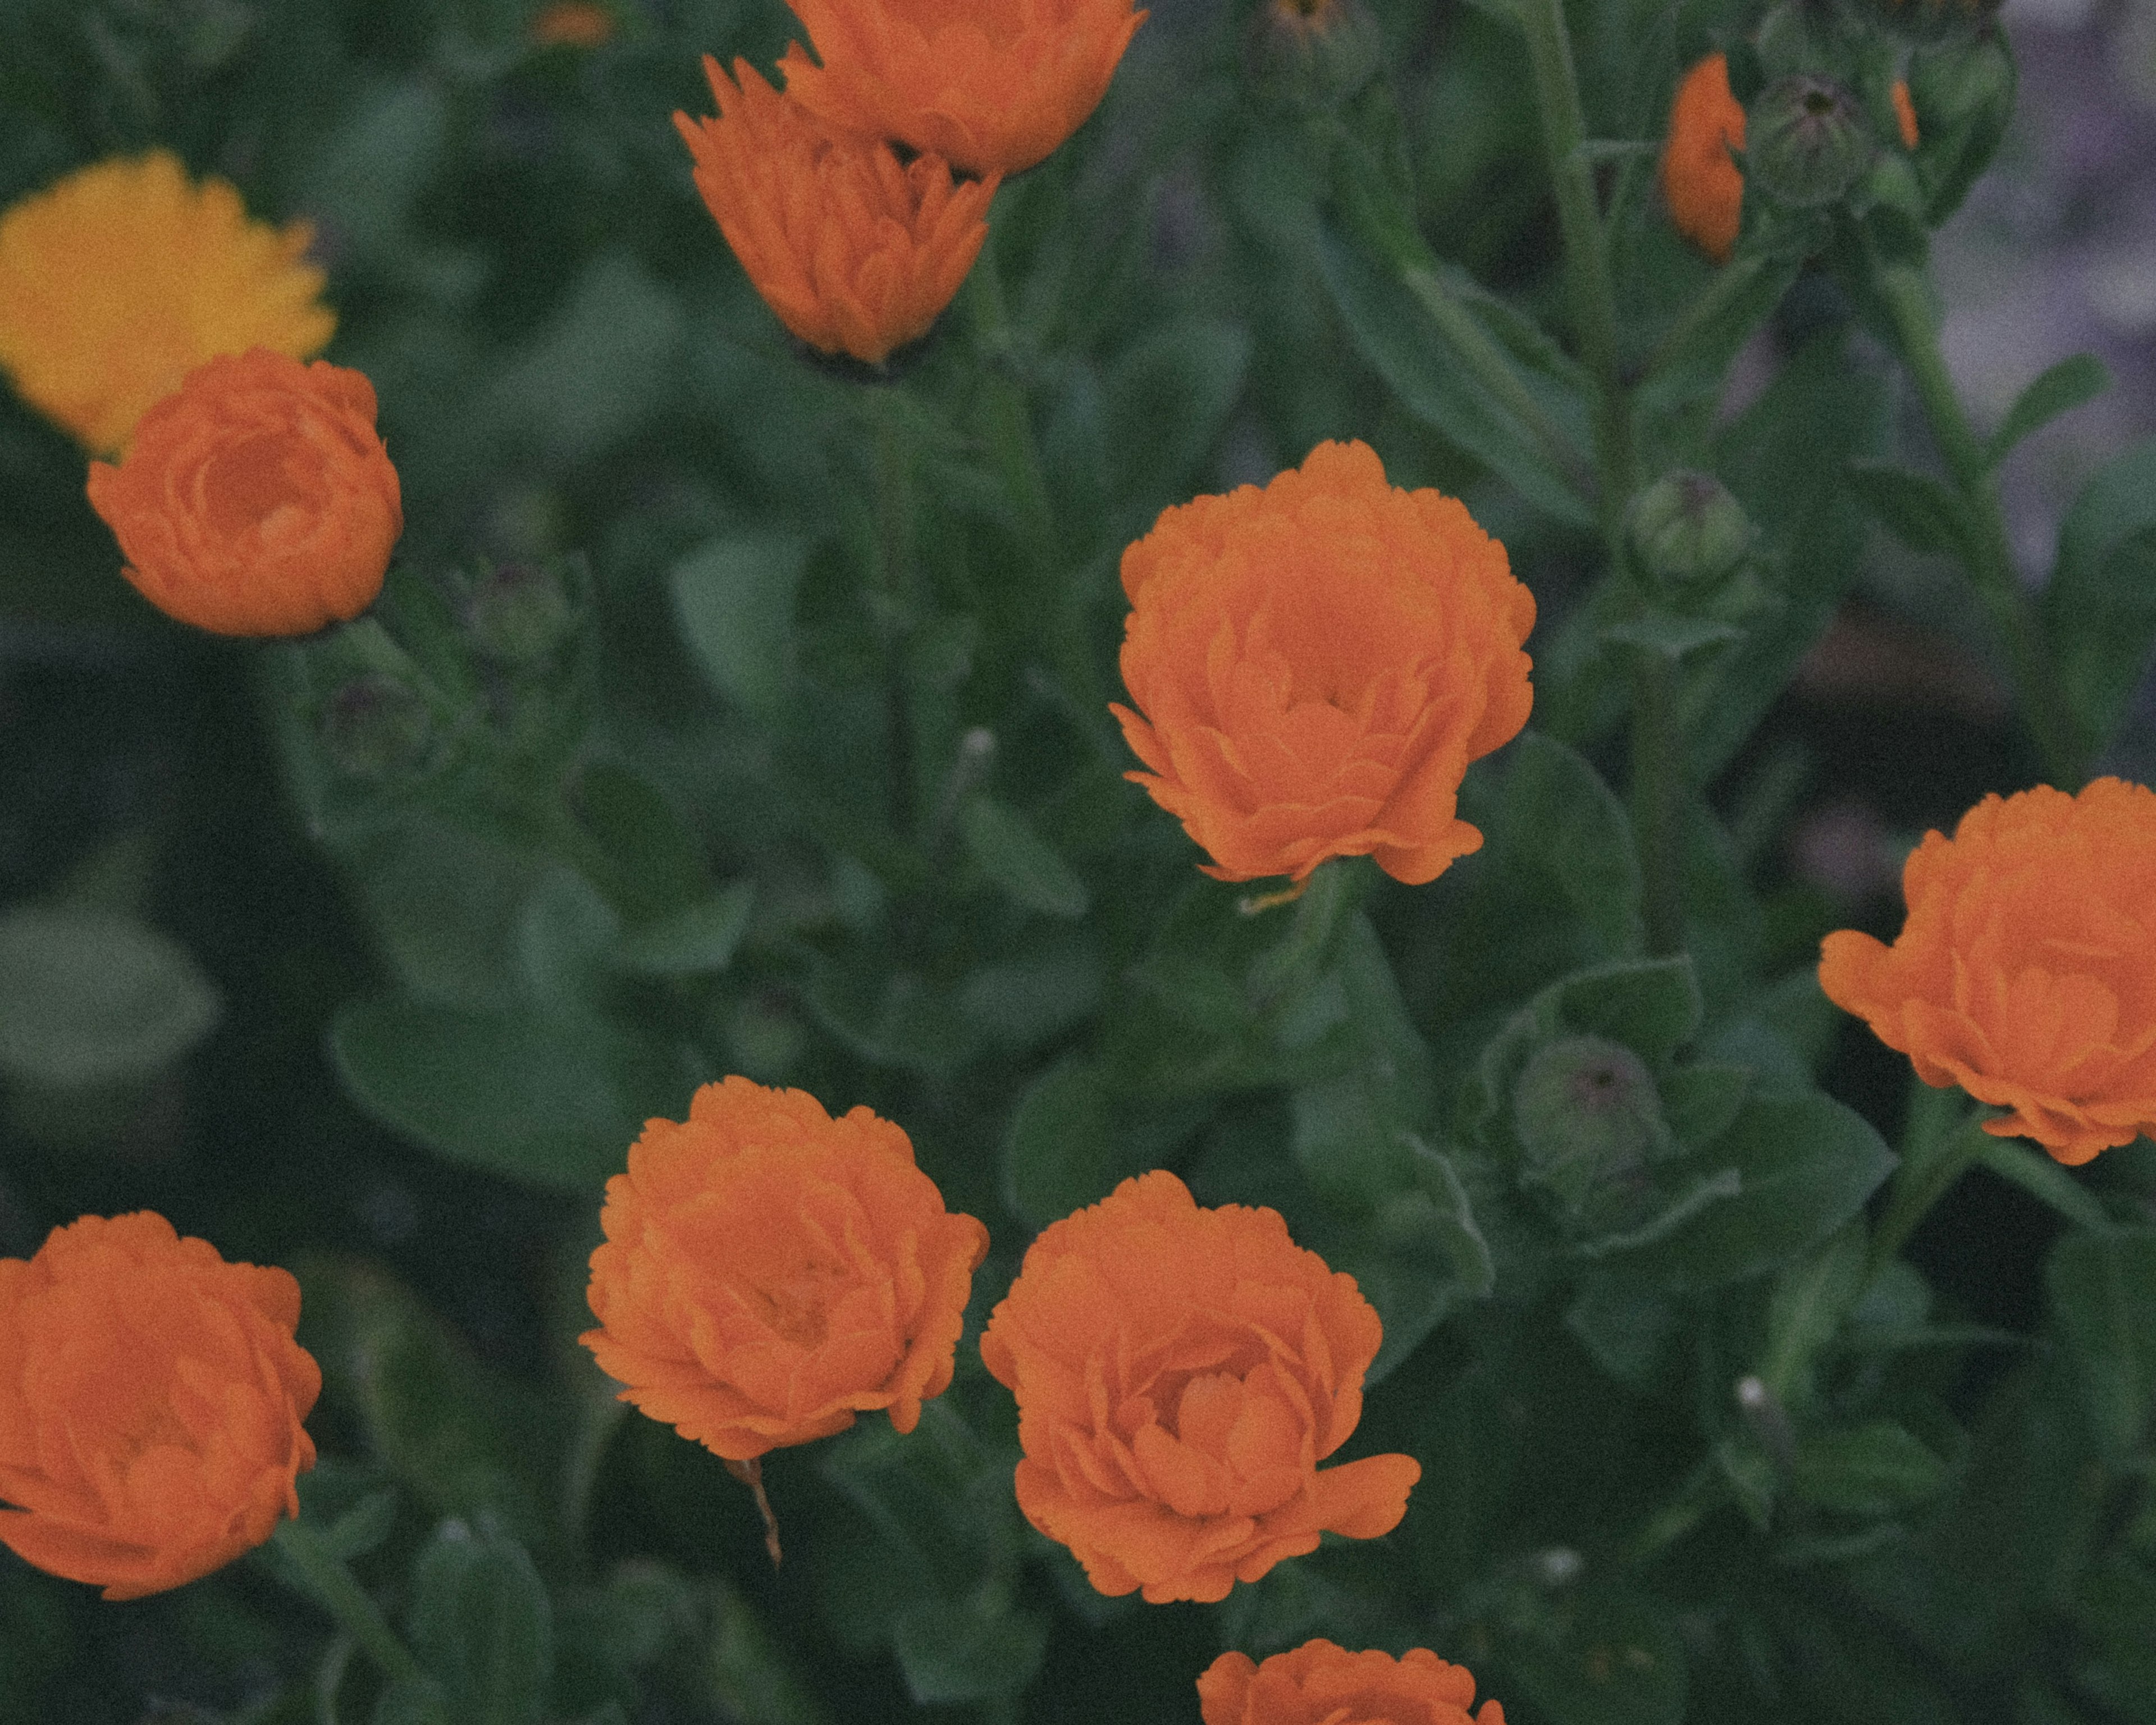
[319,673,431,780]
[1628,471,1753,588]
[1748,75,1873,208]
[1512,1034,1673,1231]
[1248,0,1382,106]
[466,559,574,667]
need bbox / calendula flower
[1200,1640,1506,1725]
[1112,439,1535,887]
[1660,53,1746,264]
[1820,778,2156,1165]
[0,1212,319,1601]
[775,0,1145,176]
[0,150,334,457]
[675,57,998,366]
[582,1077,990,1461]
[1893,79,1920,149]
[979,1171,1420,1604]
[86,348,402,636]
[532,0,614,45]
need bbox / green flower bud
[1747,75,1874,208]
[1247,0,1382,107]
[318,673,432,781]
[1627,471,1753,588]
[466,559,575,667]
[1511,1034,1674,1234]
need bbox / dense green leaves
[406,1521,553,1725]
[2042,433,2156,757]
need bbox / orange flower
[1111,439,1536,887]
[675,57,998,367]
[0,1212,319,1601]
[86,348,401,636]
[978,1171,1420,1604]
[532,0,614,45]
[1892,78,1920,149]
[1660,53,1747,264]
[0,150,334,457]
[1820,778,2156,1165]
[1200,1640,1506,1725]
[582,1077,990,1461]
[775,0,1145,177]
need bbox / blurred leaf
[1634,252,1803,426]
[1970,1135,2111,1233]
[2043,433,2156,758]
[0,905,220,1089]
[1565,1274,1680,1389]
[710,1578,831,1725]
[801,961,979,1077]
[1984,353,2110,471]
[1600,614,1745,660]
[889,1590,1048,1706]
[408,1521,552,1725]
[299,75,448,262]
[2076,1552,2156,1713]
[2046,1227,2156,1459]
[958,939,1105,1053]
[1492,731,1646,960]
[960,794,1089,919]
[1545,956,1703,1066]
[1660,1064,1752,1150]
[613,882,755,977]
[371,1676,453,1725]
[322,1489,400,1563]
[1101,316,1250,500]
[331,996,678,1191]
[1790,1421,1949,1517]
[572,762,709,924]
[1506,1581,1688,1725]
[1004,1057,1120,1230]
[1908,30,2016,227]
[670,530,808,721]
[1845,460,1979,563]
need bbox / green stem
[1873,263,2087,786]
[270,1518,423,1689]
[1629,648,1685,956]
[1866,1111,1993,1283]
[1634,254,1769,394]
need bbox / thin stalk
[1873,263,2086,786]
[270,1518,424,1689]
[1866,1111,1993,1283]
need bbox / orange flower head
[532,0,615,45]
[1819,777,2156,1165]
[1112,439,1536,887]
[1200,1640,1506,1725]
[675,57,998,367]
[0,150,335,457]
[1660,53,1747,264]
[978,1171,1421,1604]
[1892,78,1920,149]
[0,1212,319,1601]
[582,1077,991,1461]
[86,348,402,637]
[775,0,1145,177]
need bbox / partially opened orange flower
[1200,1640,1506,1725]
[0,150,334,457]
[776,0,1145,177]
[0,1212,319,1601]
[86,348,401,636]
[1661,53,1747,264]
[582,1077,990,1461]
[1820,778,2156,1165]
[979,1171,1420,1604]
[1112,439,1535,886]
[1892,79,1920,149]
[532,0,614,45]
[675,57,998,366]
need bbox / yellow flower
[0,152,335,457]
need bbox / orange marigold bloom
[582,1077,990,1461]
[0,150,334,457]
[86,348,401,637]
[1820,778,2156,1166]
[775,0,1145,177]
[0,1212,319,1601]
[1112,439,1535,887]
[675,57,998,367]
[979,1171,1421,1604]
[1892,78,1920,149]
[1200,1640,1506,1725]
[532,0,614,45]
[1661,53,1747,264]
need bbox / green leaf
[889,1592,1048,1706]
[1845,460,1979,562]
[709,1579,831,1725]
[1761,1224,1868,1405]
[572,763,708,924]
[408,1521,552,1725]
[0,905,221,1090]
[1565,1274,1680,1389]
[1634,253,1804,426]
[1971,1135,2111,1233]
[958,795,1089,919]
[1659,1064,1752,1150]
[1611,1089,1896,1288]
[2043,433,2156,756]
[2076,1553,2156,1710]
[322,1489,400,1563]
[1789,1421,1949,1517]
[1984,353,2111,471]
[1506,1581,1688,1725]
[331,996,678,1192]
[1003,1058,1122,1230]
[1100,316,1250,501]
[1496,731,1646,960]
[613,883,755,978]
[372,1676,453,1725]
[1600,614,1746,660]
[958,941,1106,1053]
[1546,956,1703,1065]
[2046,1227,2156,1458]
[670,530,808,720]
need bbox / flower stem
[269,1518,424,1689]
[1866,1109,1993,1283]
[1872,262,2088,786]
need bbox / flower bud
[318,672,432,780]
[1627,470,1753,588]
[1511,1034,1673,1233]
[466,558,575,667]
[1747,75,1873,208]
[1248,0,1382,107]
